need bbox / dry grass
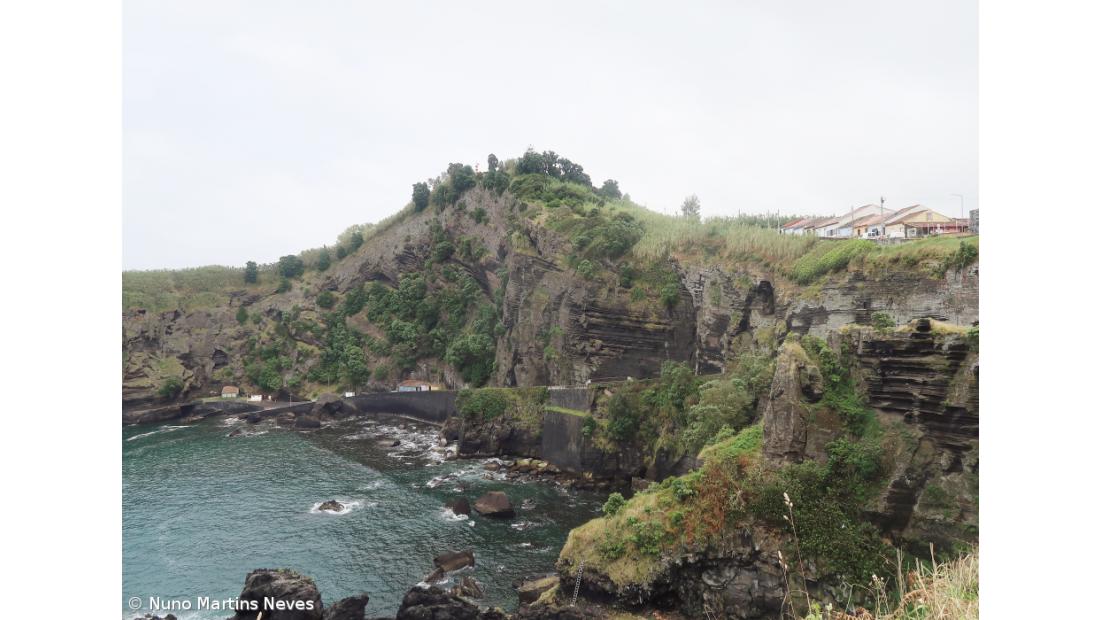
[806,549,978,620]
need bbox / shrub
[606,391,642,442]
[576,259,595,280]
[315,248,331,271]
[236,306,248,324]
[157,376,184,400]
[456,388,510,420]
[316,290,335,309]
[602,492,626,516]
[660,282,680,309]
[472,207,488,224]
[943,240,978,274]
[870,311,895,332]
[276,278,291,293]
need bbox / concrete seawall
[348,391,456,423]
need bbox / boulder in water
[318,500,344,513]
[473,491,514,518]
[433,549,475,572]
[295,415,321,429]
[446,497,471,516]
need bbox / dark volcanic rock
[395,586,481,620]
[473,492,514,518]
[231,568,323,620]
[295,415,322,429]
[450,576,484,599]
[433,549,475,572]
[322,594,370,620]
[312,392,354,419]
[445,497,471,517]
[318,500,344,513]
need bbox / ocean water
[122,416,605,619]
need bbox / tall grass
[609,202,820,267]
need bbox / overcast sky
[123,1,976,270]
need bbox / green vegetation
[157,376,184,400]
[790,239,876,284]
[316,290,335,309]
[244,261,258,283]
[456,386,549,429]
[412,182,430,212]
[235,306,249,324]
[277,255,305,279]
[602,492,626,516]
[871,310,896,332]
[315,248,331,272]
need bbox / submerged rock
[473,491,514,518]
[317,500,344,513]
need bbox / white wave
[126,425,185,442]
[440,507,469,522]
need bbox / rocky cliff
[123,172,978,416]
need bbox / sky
[123,0,977,270]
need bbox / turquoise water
[122,416,604,619]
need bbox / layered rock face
[849,320,979,553]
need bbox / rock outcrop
[473,492,514,518]
[231,569,324,620]
[760,339,829,464]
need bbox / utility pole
[879,196,885,242]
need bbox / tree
[348,231,364,251]
[336,246,347,259]
[447,163,476,195]
[598,179,622,200]
[244,261,259,284]
[487,153,499,172]
[278,255,305,278]
[316,248,331,272]
[413,182,431,212]
[681,194,701,220]
[316,290,336,309]
[236,306,249,324]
